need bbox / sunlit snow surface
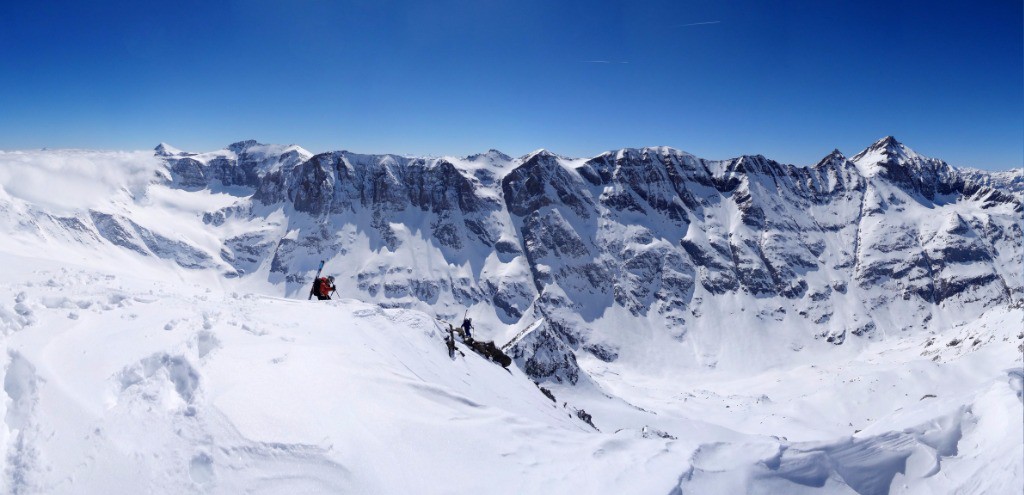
[0,147,1020,494]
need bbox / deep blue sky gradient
[1,0,1021,169]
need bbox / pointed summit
[870,136,913,156]
[154,142,185,157]
[813,149,848,169]
[521,149,559,162]
[849,136,928,176]
[851,136,921,164]
[874,135,899,148]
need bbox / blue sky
[1,0,1021,169]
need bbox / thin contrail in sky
[678,20,721,27]
[583,60,629,64]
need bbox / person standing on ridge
[314,275,336,300]
[461,317,474,340]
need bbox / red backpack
[316,277,330,297]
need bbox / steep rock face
[922,213,1002,303]
[239,150,533,327]
[89,211,216,269]
[503,151,594,219]
[161,140,312,191]
[505,319,581,385]
[576,147,694,224]
[147,138,1024,383]
[852,136,960,201]
[168,158,207,189]
[848,138,1022,316]
[679,152,863,301]
[851,136,1021,210]
[291,153,339,216]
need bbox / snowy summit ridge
[851,135,921,165]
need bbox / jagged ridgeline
[114,139,1024,382]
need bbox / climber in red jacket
[313,275,336,300]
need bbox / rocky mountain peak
[227,140,263,154]
[154,142,186,157]
[813,149,850,170]
[467,149,512,162]
[851,135,923,168]
[868,135,904,153]
[874,135,900,149]
[522,149,561,162]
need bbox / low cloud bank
[0,149,162,213]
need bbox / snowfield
[0,255,686,494]
[0,142,1021,494]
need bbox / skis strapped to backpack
[308,260,326,300]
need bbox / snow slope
[0,141,1021,494]
[0,253,690,494]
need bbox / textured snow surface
[0,141,1021,494]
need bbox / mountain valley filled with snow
[0,138,1021,494]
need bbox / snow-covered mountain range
[0,137,1020,493]
[52,136,1023,382]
